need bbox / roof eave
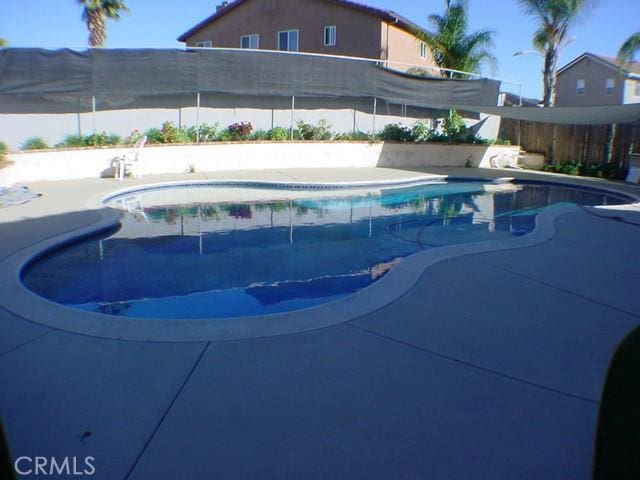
[557,52,635,78]
[177,0,427,43]
[177,0,247,42]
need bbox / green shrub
[379,123,413,142]
[160,121,190,144]
[266,127,289,141]
[443,111,466,139]
[334,131,370,141]
[55,132,122,148]
[21,137,48,150]
[411,121,431,142]
[84,132,122,146]
[0,141,7,166]
[143,128,163,144]
[485,138,511,145]
[57,134,86,148]
[543,161,619,180]
[251,129,268,140]
[542,161,583,177]
[216,129,233,141]
[294,120,333,140]
[187,123,218,142]
[583,163,617,179]
[141,122,190,144]
[125,129,145,145]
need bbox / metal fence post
[371,97,377,140]
[196,92,201,143]
[76,112,82,137]
[91,96,97,134]
[290,96,296,140]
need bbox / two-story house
[556,52,640,107]
[177,0,438,73]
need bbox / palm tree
[77,0,129,47]
[517,0,590,107]
[416,0,496,78]
[617,31,640,65]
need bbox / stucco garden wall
[0,142,520,186]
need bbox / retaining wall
[1,142,520,185]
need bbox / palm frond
[102,0,129,19]
[532,28,550,51]
[617,32,640,65]
[420,0,496,76]
[463,30,495,50]
[426,13,447,35]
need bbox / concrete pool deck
[1,167,639,479]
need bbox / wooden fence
[498,119,640,178]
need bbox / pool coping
[99,174,450,205]
[1,175,638,342]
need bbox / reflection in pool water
[22,181,628,319]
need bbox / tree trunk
[605,123,619,178]
[543,43,559,164]
[542,44,558,108]
[87,10,106,47]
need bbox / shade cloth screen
[444,103,640,125]
[0,48,499,115]
[2,48,637,125]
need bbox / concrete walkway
[1,167,639,479]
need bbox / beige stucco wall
[556,57,626,106]
[381,22,438,73]
[1,143,520,185]
[184,0,438,71]
[186,0,381,59]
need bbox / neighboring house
[556,52,640,107]
[177,0,438,73]
[498,91,540,107]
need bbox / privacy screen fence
[0,48,499,117]
[1,48,639,126]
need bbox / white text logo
[14,456,96,476]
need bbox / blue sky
[1,0,638,99]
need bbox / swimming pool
[22,180,630,319]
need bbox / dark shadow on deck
[594,326,640,479]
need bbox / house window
[420,41,428,59]
[240,34,259,49]
[324,26,336,46]
[635,81,640,97]
[195,40,213,48]
[576,79,585,95]
[605,78,615,96]
[278,30,299,52]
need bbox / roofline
[557,52,635,77]
[177,0,427,42]
[177,0,243,42]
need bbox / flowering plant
[227,122,253,139]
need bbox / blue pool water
[22,180,630,319]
